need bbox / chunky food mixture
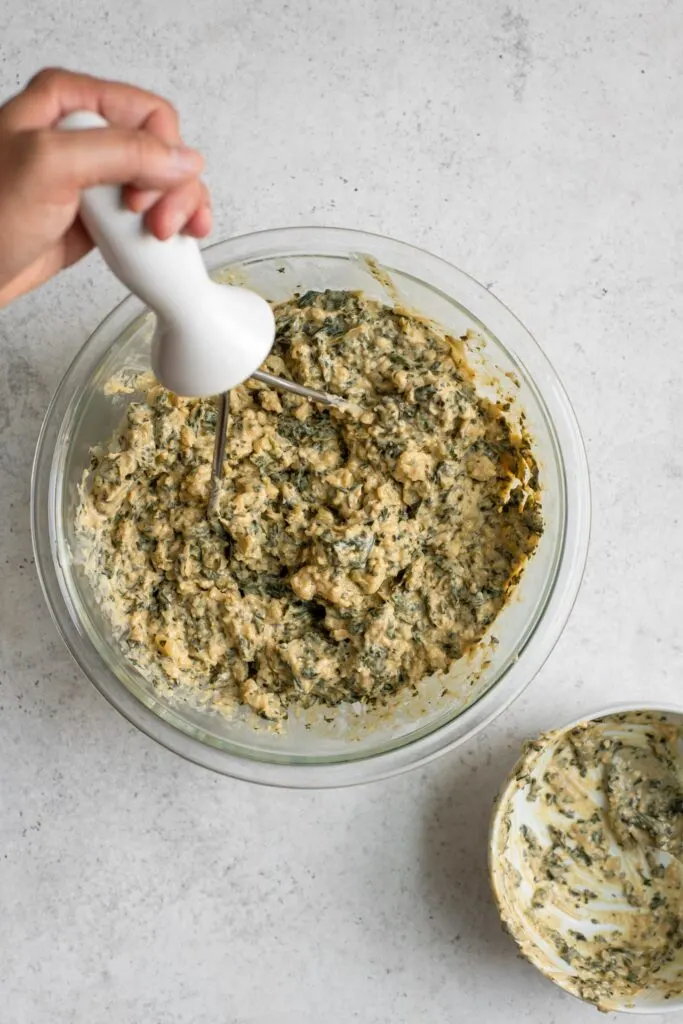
[495,712,683,1009]
[78,289,542,721]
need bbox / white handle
[58,111,275,397]
[58,110,209,317]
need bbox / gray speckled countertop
[1,1,682,1021]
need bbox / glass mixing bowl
[31,227,590,787]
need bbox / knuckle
[9,129,61,189]
[163,99,179,123]
[179,180,199,209]
[131,130,159,173]
[148,98,180,140]
[28,66,67,92]
[18,128,54,169]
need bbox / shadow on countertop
[417,733,551,994]
[414,734,628,1023]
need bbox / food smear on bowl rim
[76,288,543,725]
[491,711,683,1011]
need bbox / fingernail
[170,147,204,175]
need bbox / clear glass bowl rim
[31,225,591,788]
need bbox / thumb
[23,126,204,194]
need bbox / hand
[0,68,212,307]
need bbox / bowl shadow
[417,732,548,985]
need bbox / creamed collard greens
[78,290,542,721]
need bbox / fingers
[5,68,213,242]
[125,180,212,239]
[3,67,192,214]
[143,179,212,239]
[118,106,186,217]
[0,65,213,287]
[140,103,181,147]
[122,186,161,214]
[60,217,94,268]
[17,127,204,196]
[184,203,213,239]
[1,67,182,140]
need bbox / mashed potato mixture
[78,289,543,721]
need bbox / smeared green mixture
[497,713,683,1009]
[78,289,542,721]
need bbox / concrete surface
[1,0,682,1021]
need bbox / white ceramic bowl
[490,702,683,1014]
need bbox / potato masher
[59,110,346,510]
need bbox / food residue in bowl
[76,289,542,723]
[492,711,683,1010]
